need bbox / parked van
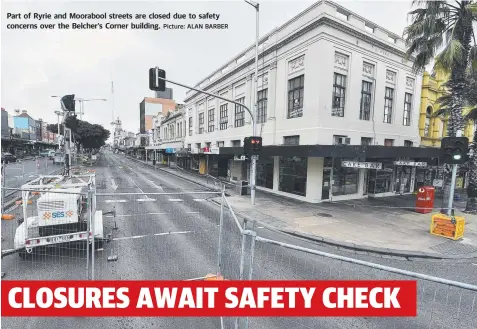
[53,152,64,164]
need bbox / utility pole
[244,0,260,206]
[447,130,463,216]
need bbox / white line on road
[169,199,183,202]
[111,179,118,190]
[103,200,128,203]
[112,230,202,241]
[104,212,168,218]
[147,180,164,192]
[193,199,205,202]
[137,198,156,202]
[186,211,200,214]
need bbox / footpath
[128,156,477,260]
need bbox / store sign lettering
[341,161,382,169]
[393,161,427,167]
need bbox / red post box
[416,186,435,213]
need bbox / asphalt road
[2,151,476,329]
[2,157,63,189]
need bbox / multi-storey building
[182,0,442,203]
[418,70,474,189]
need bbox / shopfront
[256,156,274,189]
[278,156,307,197]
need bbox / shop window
[404,140,413,147]
[368,162,393,194]
[332,159,359,196]
[257,156,274,189]
[279,156,307,196]
[217,141,224,147]
[231,140,241,147]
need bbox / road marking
[103,200,128,203]
[112,230,200,241]
[137,198,156,202]
[147,180,164,192]
[193,199,205,202]
[257,226,264,229]
[186,211,200,214]
[111,179,118,190]
[169,199,183,202]
[104,212,167,218]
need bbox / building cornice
[184,16,411,103]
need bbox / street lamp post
[244,0,259,205]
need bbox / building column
[306,157,324,202]
[267,60,278,144]
[273,156,280,191]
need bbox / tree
[404,0,477,137]
[405,1,477,212]
[47,116,110,153]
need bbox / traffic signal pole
[447,130,462,216]
[156,73,258,205]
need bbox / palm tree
[404,1,477,213]
[404,0,477,137]
[434,68,477,211]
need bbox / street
[2,151,476,329]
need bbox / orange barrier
[204,274,225,281]
[15,200,33,205]
[1,214,15,220]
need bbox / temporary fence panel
[242,230,477,329]
[1,187,90,281]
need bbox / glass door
[322,169,331,200]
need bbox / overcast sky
[1,0,415,137]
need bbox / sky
[1,0,416,139]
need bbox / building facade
[139,97,177,146]
[1,108,9,138]
[181,0,441,203]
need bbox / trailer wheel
[18,250,32,260]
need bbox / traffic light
[244,136,262,156]
[149,67,166,91]
[440,137,469,165]
[61,94,75,112]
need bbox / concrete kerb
[208,198,477,260]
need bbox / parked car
[1,152,17,164]
[48,150,56,159]
[53,152,65,164]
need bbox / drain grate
[430,240,477,255]
[315,213,333,218]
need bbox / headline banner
[2,280,417,317]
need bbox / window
[384,139,394,146]
[332,73,346,117]
[177,122,180,137]
[361,137,372,146]
[198,113,204,134]
[333,135,349,145]
[279,156,307,196]
[425,106,432,136]
[404,140,413,147]
[208,109,215,132]
[283,135,300,145]
[332,158,359,196]
[205,142,211,148]
[187,144,191,150]
[234,97,245,127]
[257,156,274,189]
[287,75,304,118]
[257,89,268,123]
[217,141,224,147]
[189,117,192,136]
[195,143,201,149]
[360,81,372,120]
[231,140,241,147]
[403,93,412,126]
[220,104,228,130]
[384,87,394,123]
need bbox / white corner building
[181,0,441,203]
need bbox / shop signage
[165,148,175,154]
[202,147,210,153]
[191,148,199,154]
[205,147,220,154]
[394,161,427,167]
[234,155,246,161]
[341,161,382,169]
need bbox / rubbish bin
[416,186,435,213]
[238,180,249,196]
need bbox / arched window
[424,106,432,137]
